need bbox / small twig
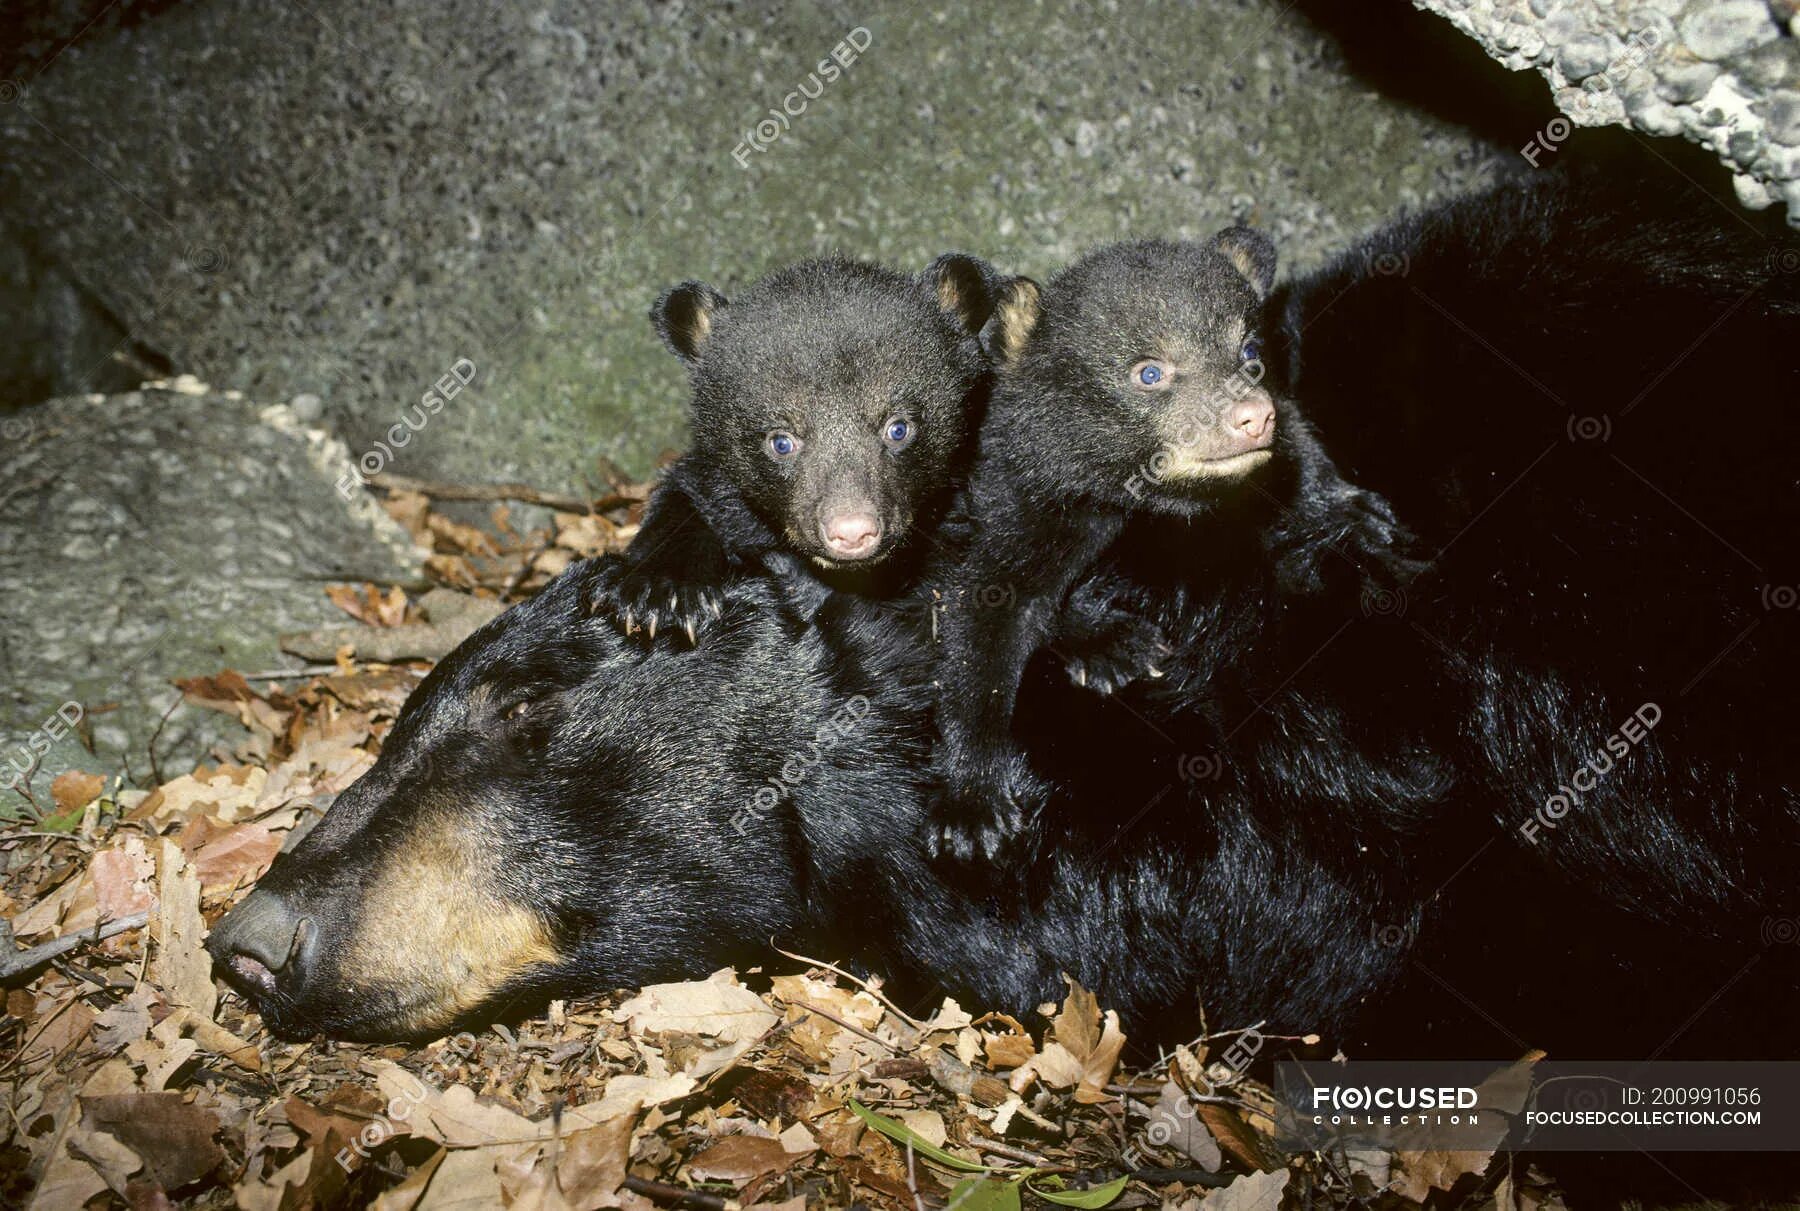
[147,692,183,786]
[975,1138,1049,1166]
[235,666,339,681]
[783,998,902,1053]
[5,745,45,819]
[621,1176,734,1210]
[0,911,150,983]
[368,472,627,515]
[770,941,928,1031]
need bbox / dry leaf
[151,839,215,1019]
[83,1092,225,1191]
[188,823,282,891]
[617,969,781,1043]
[90,836,157,920]
[687,1134,807,1184]
[51,770,106,814]
[1199,1167,1291,1209]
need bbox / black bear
[588,254,1000,642]
[210,164,1800,1203]
[206,559,1410,1046]
[208,161,1800,1204]
[934,157,1800,1056]
[924,230,1417,860]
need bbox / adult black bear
[206,561,1407,1045]
[212,163,1798,1063]
[588,254,999,642]
[941,158,1800,1059]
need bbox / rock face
[1416,0,1800,218]
[0,386,422,797]
[0,0,1506,491]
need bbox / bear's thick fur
[213,163,1799,1069]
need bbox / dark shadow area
[0,0,191,80]
[0,221,170,412]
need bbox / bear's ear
[651,281,728,364]
[1210,227,1277,299]
[979,276,1043,366]
[922,252,1000,336]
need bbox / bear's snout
[1226,392,1276,451]
[820,509,883,560]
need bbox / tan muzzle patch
[340,818,559,1034]
[1155,447,1275,481]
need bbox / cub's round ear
[979,276,1043,366]
[651,281,728,364]
[1210,227,1277,299]
[922,252,1001,336]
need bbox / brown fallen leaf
[687,1134,808,1184]
[151,839,215,1019]
[1196,1100,1281,1174]
[27,1058,140,1211]
[173,670,260,712]
[187,822,282,891]
[90,836,157,920]
[509,1117,636,1211]
[51,770,106,814]
[1073,1009,1126,1104]
[617,969,782,1043]
[82,1092,225,1191]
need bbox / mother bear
[210,159,1800,1063]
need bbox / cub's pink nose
[1227,394,1276,449]
[821,511,882,559]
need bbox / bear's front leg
[589,485,736,645]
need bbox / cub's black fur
[975,160,1800,1053]
[590,255,999,642]
[925,231,1412,859]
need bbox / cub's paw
[588,561,725,645]
[925,763,1046,864]
[1064,615,1171,696]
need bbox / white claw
[1146,665,1165,679]
[646,613,658,640]
[623,609,637,635]
[1074,666,1087,686]
[683,618,697,645]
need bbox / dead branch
[621,1176,733,1210]
[1,910,150,984]
[367,472,637,515]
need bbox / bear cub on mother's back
[928,233,1411,859]
[590,255,1002,641]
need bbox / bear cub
[590,255,1001,641]
[928,232,1404,859]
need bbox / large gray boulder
[0,0,1506,490]
[0,385,422,800]
[1417,0,1800,219]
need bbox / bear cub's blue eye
[1240,337,1263,364]
[882,416,915,447]
[1130,360,1168,388]
[1139,365,1162,385]
[767,431,799,458]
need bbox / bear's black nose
[207,890,315,1002]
